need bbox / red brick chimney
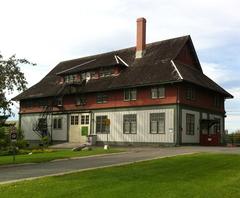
[136,17,146,58]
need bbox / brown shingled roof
[13,35,232,101]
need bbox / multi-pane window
[214,96,221,108]
[53,118,62,129]
[186,87,196,100]
[99,68,114,77]
[213,118,221,133]
[24,100,33,108]
[64,74,77,83]
[71,115,79,125]
[151,87,165,99]
[123,114,137,134]
[96,116,110,134]
[96,93,108,104]
[91,71,98,79]
[81,115,90,125]
[150,113,165,134]
[186,114,195,135]
[56,98,63,106]
[76,95,86,106]
[38,99,48,107]
[124,89,137,101]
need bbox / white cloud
[201,62,238,83]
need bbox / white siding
[52,115,68,141]
[93,108,175,143]
[21,114,68,141]
[202,112,207,119]
[181,109,200,143]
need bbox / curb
[0,151,128,169]
[0,152,196,185]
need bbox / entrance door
[200,119,221,146]
[69,113,91,143]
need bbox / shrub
[16,139,28,149]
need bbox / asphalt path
[0,146,239,184]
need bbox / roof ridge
[59,35,190,65]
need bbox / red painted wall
[20,85,178,113]
[178,83,225,112]
[20,83,225,114]
[175,42,201,71]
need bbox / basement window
[150,113,165,134]
[124,89,137,101]
[53,118,62,130]
[151,87,165,99]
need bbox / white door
[69,113,90,143]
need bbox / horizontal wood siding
[93,108,175,143]
[20,85,177,113]
[178,83,225,113]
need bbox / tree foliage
[0,53,35,115]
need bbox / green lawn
[1,153,240,197]
[0,148,122,166]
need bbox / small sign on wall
[169,128,173,133]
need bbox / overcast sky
[1,0,240,132]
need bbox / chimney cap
[136,17,146,22]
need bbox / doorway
[69,113,90,143]
[200,119,221,146]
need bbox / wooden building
[13,18,233,146]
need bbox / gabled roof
[13,35,232,101]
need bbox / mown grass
[0,148,122,166]
[1,153,240,197]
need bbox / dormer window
[64,74,77,83]
[91,71,98,79]
[99,68,114,78]
[81,73,86,80]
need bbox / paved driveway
[0,146,240,184]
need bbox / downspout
[50,112,53,143]
[18,113,22,131]
[176,85,180,146]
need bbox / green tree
[0,53,35,117]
